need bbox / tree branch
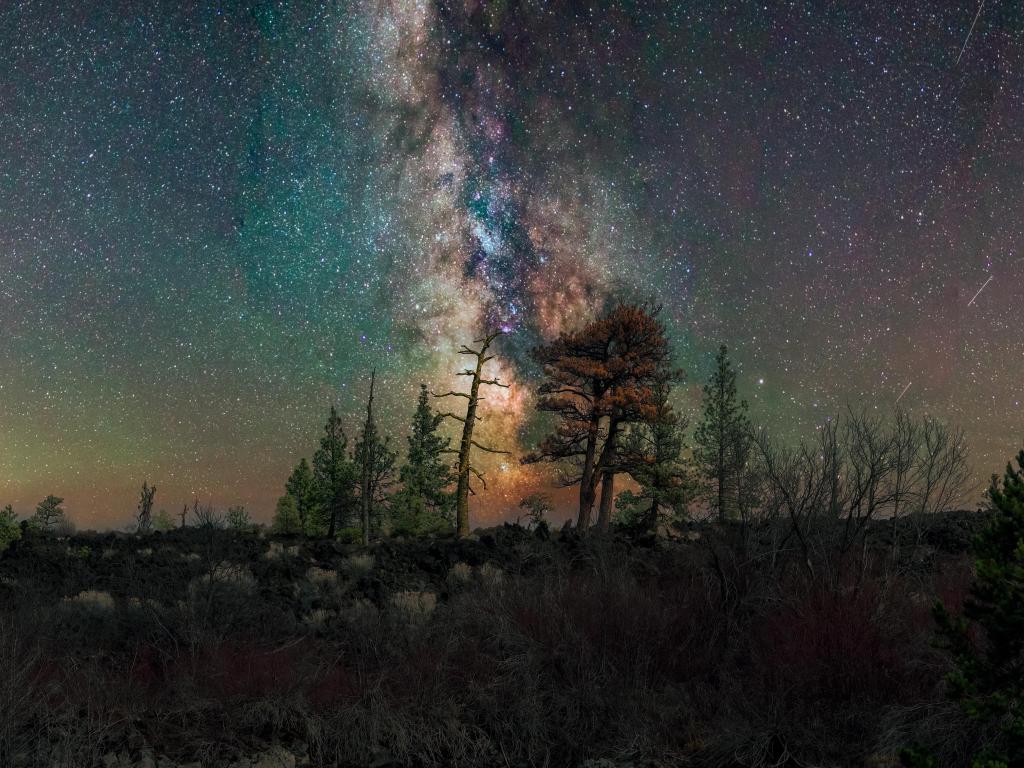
[472,440,511,455]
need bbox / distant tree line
[0,301,974,550]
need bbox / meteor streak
[956,0,985,66]
[967,275,994,306]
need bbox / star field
[0,1,1021,526]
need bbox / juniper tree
[392,384,455,535]
[694,345,752,523]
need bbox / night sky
[1,1,1021,528]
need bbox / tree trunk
[596,471,615,531]
[455,355,484,538]
[360,371,376,546]
[594,420,620,531]
[577,414,600,530]
[647,494,661,532]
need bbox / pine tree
[619,382,695,531]
[31,495,66,533]
[526,303,676,531]
[0,504,20,552]
[934,449,1024,767]
[392,384,455,535]
[354,371,395,543]
[693,345,751,523]
[313,405,357,539]
[285,458,318,536]
[272,495,302,535]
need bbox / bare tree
[136,482,157,534]
[753,407,971,582]
[434,330,511,538]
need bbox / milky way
[1,1,1022,527]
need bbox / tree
[526,303,675,531]
[272,494,302,535]
[136,482,157,533]
[618,381,695,531]
[153,509,174,532]
[434,330,511,538]
[518,493,552,531]
[354,371,396,543]
[313,405,357,539]
[191,499,224,529]
[226,505,252,532]
[694,345,752,523]
[754,407,971,580]
[0,505,20,552]
[31,495,66,533]
[391,384,456,535]
[285,458,318,536]
[933,449,1024,767]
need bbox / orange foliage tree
[525,303,678,531]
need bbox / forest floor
[0,511,990,768]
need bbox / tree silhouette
[313,405,357,538]
[933,449,1024,766]
[272,494,302,535]
[31,495,66,533]
[285,457,318,536]
[618,380,695,530]
[526,303,676,531]
[392,384,455,535]
[0,505,20,552]
[355,371,396,542]
[694,344,752,523]
[434,329,511,538]
[136,482,156,533]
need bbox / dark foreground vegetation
[0,506,1002,768]
[2,305,1020,767]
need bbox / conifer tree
[355,372,396,542]
[285,457,318,536]
[313,405,357,538]
[272,495,302,535]
[31,495,66,533]
[392,384,455,534]
[0,504,20,552]
[694,345,752,522]
[526,303,676,531]
[619,382,695,530]
[933,449,1024,766]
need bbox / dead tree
[358,370,377,546]
[434,330,511,538]
[136,482,157,534]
